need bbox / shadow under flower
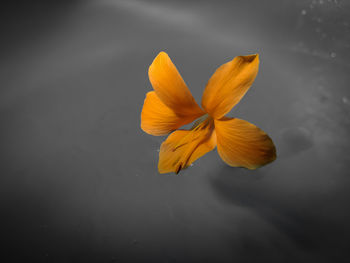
[208,164,350,263]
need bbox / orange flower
[141,52,276,174]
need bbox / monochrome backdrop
[1,0,350,262]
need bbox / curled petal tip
[241,53,259,62]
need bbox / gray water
[2,0,350,262]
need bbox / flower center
[172,114,214,174]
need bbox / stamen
[190,114,209,130]
[175,163,182,174]
[173,115,214,172]
[173,114,211,151]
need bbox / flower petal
[214,117,276,169]
[141,91,200,136]
[149,51,204,117]
[158,118,216,174]
[201,54,259,119]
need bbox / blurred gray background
[1,0,350,262]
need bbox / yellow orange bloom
[141,52,276,174]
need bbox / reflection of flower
[141,52,276,174]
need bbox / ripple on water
[278,127,313,158]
